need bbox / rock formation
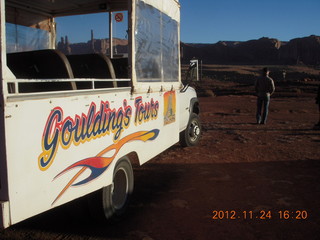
[57,30,128,56]
[181,35,320,66]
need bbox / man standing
[255,67,275,124]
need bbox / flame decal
[52,129,159,205]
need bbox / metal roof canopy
[6,0,128,17]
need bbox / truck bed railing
[6,78,131,95]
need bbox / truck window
[55,12,129,89]
[5,8,130,94]
[5,5,52,53]
[55,12,128,58]
[6,23,50,53]
[135,0,179,83]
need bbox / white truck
[0,0,201,228]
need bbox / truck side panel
[4,89,179,225]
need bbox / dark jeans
[256,95,270,124]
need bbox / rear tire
[89,156,134,220]
[180,113,201,147]
[103,156,134,219]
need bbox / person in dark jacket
[255,67,275,124]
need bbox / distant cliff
[57,34,320,66]
[181,35,320,65]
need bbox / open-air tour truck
[0,0,201,228]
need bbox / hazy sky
[179,0,320,43]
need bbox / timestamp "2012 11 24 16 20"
[212,210,308,220]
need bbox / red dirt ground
[0,83,320,239]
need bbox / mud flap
[0,201,10,229]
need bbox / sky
[179,0,320,43]
[56,0,320,44]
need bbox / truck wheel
[88,156,134,220]
[180,113,201,147]
[102,156,134,219]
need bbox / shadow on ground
[2,160,320,240]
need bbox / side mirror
[187,59,199,82]
[182,59,199,92]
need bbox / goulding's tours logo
[38,97,159,172]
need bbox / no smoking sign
[115,13,124,22]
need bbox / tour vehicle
[0,0,201,228]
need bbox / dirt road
[1,94,319,240]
